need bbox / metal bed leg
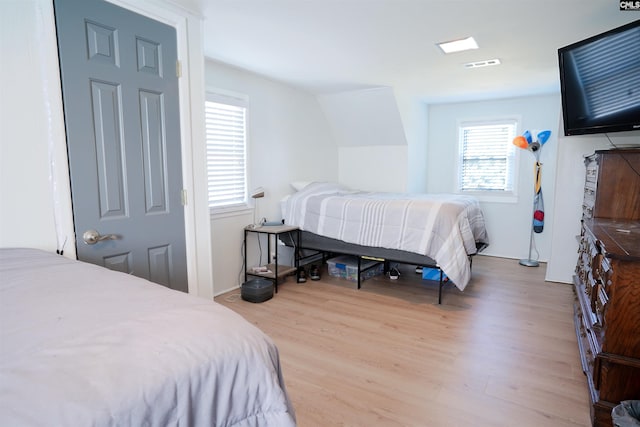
[357,257,362,289]
[438,268,443,304]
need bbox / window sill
[460,192,518,204]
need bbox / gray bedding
[0,248,296,427]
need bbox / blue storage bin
[422,267,447,281]
[327,255,383,282]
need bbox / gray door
[54,0,188,292]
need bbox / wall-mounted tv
[558,20,640,136]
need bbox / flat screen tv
[558,20,640,136]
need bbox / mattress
[0,248,296,427]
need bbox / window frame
[456,117,520,203]
[205,88,251,217]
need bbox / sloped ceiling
[318,87,407,146]
[202,1,638,103]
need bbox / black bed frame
[284,230,486,304]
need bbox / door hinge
[181,189,187,206]
[176,60,182,78]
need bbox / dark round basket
[241,278,274,303]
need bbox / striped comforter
[282,182,489,290]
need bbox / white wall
[0,0,73,255]
[0,0,215,299]
[338,146,408,192]
[337,91,430,194]
[205,59,338,295]
[546,130,640,283]
[396,91,429,193]
[318,87,407,147]
[319,87,410,192]
[426,94,561,262]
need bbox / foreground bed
[0,248,296,427]
[282,182,488,298]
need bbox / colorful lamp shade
[537,130,551,144]
[512,135,528,149]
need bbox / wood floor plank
[216,255,592,427]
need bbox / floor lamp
[520,160,542,267]
[512,130,551,267]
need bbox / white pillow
[290,181,312,191]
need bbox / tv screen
[558,20,640,136]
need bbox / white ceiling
[202,1,637,104]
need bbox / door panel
[54,0,188,292]
[104,252,132,274]
[139,90,169,214]
[91,80,127,219]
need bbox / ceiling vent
[464,59,501,68]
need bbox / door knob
[83,229,119,245]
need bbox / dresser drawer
[583,168,597,219]
[592,281,608,329]
[573,301,600,410]
[585,157,598,181]
[575,279,600,346]
[574,302,596,375]
[583,203,594,219]
[593,256,611,328]
[583,185,595,206]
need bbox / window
[458,120,518,196]
[205,91,248,212]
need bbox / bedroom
[1,0,639,426]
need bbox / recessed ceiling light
[437,36,479,54]
[464,59,501,68]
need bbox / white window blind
[458,121,517,193]
[205,93,248,210]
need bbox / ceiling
[202,1,637,104]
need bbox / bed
[0,248,296,427]
[281,182,489,300]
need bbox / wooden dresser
[574,149,640,427]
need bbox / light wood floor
[215,256,592,427]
